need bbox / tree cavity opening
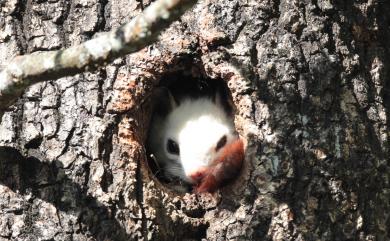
[145,69,242,194]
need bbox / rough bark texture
[0,0,389,241]
[0,0,197,118]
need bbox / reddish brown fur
[194,139,244,193]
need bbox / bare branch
[0,0,197,118]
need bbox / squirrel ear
[213,85,234,117]
[213,89,223,107]
[151,87,178,117]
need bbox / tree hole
[146,69,240,194]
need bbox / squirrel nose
[188,168,208,183]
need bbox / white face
[161,98,235,183]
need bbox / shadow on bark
[0,146,131,240]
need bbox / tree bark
[0,0,197,118]
[0,0,389,241]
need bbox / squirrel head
[148,88,244,192]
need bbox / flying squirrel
[147,87,244,193]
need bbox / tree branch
[0,0,197,119]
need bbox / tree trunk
[0,0,389,240]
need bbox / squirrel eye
[167,139,180,155]
[215,135,227,151]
